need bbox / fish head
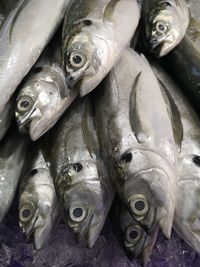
[58,160,107,248]
[63,27,111,96]
[120,201,159,263]
[145,3,183,57]
[115,148,174,238]
[19,168,55,249]
[15,66,64,140]
[121,217,159,264]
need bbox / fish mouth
[22,215,47,250]
[17,108,40,133]
[150,42,164,57]
[67,209,103,248]
[141,224,159,265]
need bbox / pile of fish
[0,0,200,264]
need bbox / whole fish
[62,0,140,97]
[0,128,28,222]
[15,33,77,141]
[120,202,159,264]
[50,97,114,248]
[0,0,71,115]
[19,143,60,250]
[95,48,178,238]
[152,63,200,254]
[166,0,200,113]
[142,0,189,57]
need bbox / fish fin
[9,0,28,43]
[81,97,99,159]
[129,71,148,144]
[158,79,183,148]
[103,0,118,21]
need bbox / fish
[142,0,189,57]
[119,201,159,265]
[62,0,141,97]
[50,97,114,248]
[166,0,200,113]
[19,142,60,250]
[152,63,200,254]
[94,48,178,238]
[15,32,77,141]
[0,0,71,115]
[0,127,28,222]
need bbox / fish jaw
[142,224,159,265]
[33,215,52,250]
[150,30,182,57]
[86,213,106,248]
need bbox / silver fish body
[142,0,189,56]
[50,97,114,248]
[95,48,178,238]
[152,63,200,254]
[167,0,200,113]
[0,12,14,141]
[0,128,28,222]
[0,0,71,114]
[62,0,140,97]
[19,144,60,250]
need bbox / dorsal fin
[81,97,99,159]
[158,79,183,148]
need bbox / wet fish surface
[95,48,178,238]
[142,0,189,56]
[50,97,114,248]
[152,63,200,254]
[0,128,28,222]
[119,200,159,265]
[0,0,71,115]
[0,11,14,141]
[167,0,200,113]
[62,0,141,97]
[19,142,60,250]
[15,31,77,141]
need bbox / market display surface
[0,0,200,266]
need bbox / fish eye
[17,96,34,113]
[125,225,142,244]
[129,194,149,216]
[121,153,132,163]
[193,155,200,167]
[73,163,83,172]
[69,51,87,69]
[19,204,35,222]
[69,203,87,222]
[155,21,168,34]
